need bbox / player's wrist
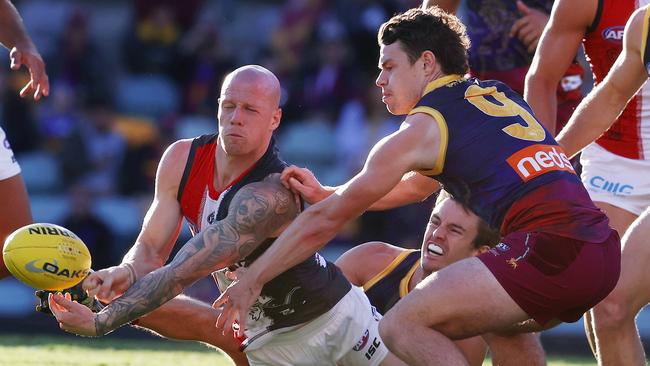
[120,262,138,287]
[94,311,109,336]
[320,186,337,201]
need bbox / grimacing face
[217,76,280,157]
[420,198,482,275]
[376,41,428,115]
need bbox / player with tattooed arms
[47,65,404,366]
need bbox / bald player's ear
[271,108,282,130]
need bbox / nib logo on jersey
[507,144,575,182]
[602,26,624,43]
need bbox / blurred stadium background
[0,0,647,362]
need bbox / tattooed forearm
[94,175,299,335]
[96,265,178,335]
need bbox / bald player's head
[221,65,281,107]
[217,65,283,157]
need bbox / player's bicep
[527,0,592,84]
[130,141,188,265]
[603,7,649,104]
[330,116,441,219]
[167,176,301,281]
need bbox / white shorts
[580,143,650,215]
[245,286,389,366]
[0,127,20,180]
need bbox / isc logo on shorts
[506,144,574,182]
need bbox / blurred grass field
[0,334,597,366]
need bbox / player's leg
[577,143,640,357]
[378,257,531,366]
[0,173,32,279]
[482,332,545,366]
[583,201,637,359]
[590,206,650,366]
[593,202,637,236]
[454,337,487,366]
[134,294,249,366]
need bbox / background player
[0,0,50,279]
[423,0,584,134]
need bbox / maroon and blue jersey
[464,0,554,74]
[412,75,610,242]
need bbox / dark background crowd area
[1,0,434,270]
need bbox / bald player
[47,65,405,366]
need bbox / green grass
[0,334,232,365]
[0,334,598,365]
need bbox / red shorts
[478,230,620,325]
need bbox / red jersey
[583,0,650,159]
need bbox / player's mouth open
[427,243,444,256]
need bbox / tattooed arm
[88,174,298,336]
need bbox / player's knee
[378,317,395,349]
[378,312,404,351]
[592,295,636,330]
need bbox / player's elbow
[525,69,557,96]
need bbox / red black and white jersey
[177,134,351,348]
[584,0,650,159]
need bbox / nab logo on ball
[3,223,92,290]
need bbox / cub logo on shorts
[353,329,370,351]
[506,144,574,182]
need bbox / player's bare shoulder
[155,139,193,194]
[225,173,300,238]
[624,6,649,54]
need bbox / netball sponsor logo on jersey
[506,144,575,182]
[602,26,624,43]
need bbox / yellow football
[3,223,92,290]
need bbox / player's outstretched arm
[557,6,649,157]
[283,166,438,210]
[524,0,596,133]
[0,0,48,100]
[50,174,299,337]
[215,112,443,337]
[83,141,189,302]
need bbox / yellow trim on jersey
[422,74,464,96]
[363,249,419,291]
[399,258,421,298]
[642,6,650,63]
[408,106,449,176]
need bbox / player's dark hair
[378,7,470,75]
[435,190,500,249]
[472,220,500,250]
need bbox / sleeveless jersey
[642,5,650,77]
[464,0,554,73]
[363,250,419,315]
[412,75,610,242]
[177,134,350,346]
[583,0,650,159]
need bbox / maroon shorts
[478,230,620,325]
